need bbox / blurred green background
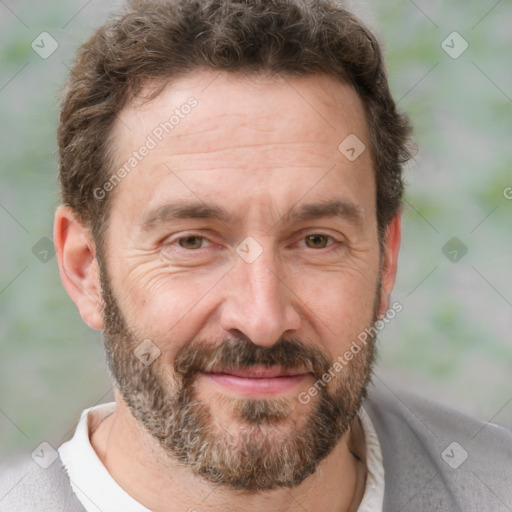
[1,0,511,457]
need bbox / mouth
[200,366,311,396]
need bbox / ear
[377,212,401,318]
[53,206,104,330]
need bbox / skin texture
[54,71,401,512]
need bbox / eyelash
[168,233,340,251]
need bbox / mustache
[172,337,332,381]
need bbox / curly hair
[58,0,413,246]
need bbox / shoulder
[0,454,85,512]
[363,382,512,512]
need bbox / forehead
[113,70,369,156]
[106,70,374,228]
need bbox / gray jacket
[1,383,511,511]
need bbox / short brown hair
[58,0,413,245]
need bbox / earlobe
[53,206,104,330]
[378,213,402,318]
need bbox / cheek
[111,260,228,342]
[107,240,380,354]
[294,267,379,343]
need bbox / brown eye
[304,234,330,249]
[178,236,204,250]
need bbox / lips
[201,366,310,395]
[207,366,307,379]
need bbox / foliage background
[1,0,511,456]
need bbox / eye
[177,236,206,250]
[303,234,334,249]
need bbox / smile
[201,367,311,396]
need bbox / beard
[100,267,380,491]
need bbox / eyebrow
[141,202,232,231]
[284,199,365,229]
[140,198,365,232]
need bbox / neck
[90,394,367,512]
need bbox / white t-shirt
[59,403,384,511]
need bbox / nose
[219,247,301,347]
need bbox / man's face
[99,71,389,490]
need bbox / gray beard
[100,269,379,491]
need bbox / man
[1,0,511,511]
